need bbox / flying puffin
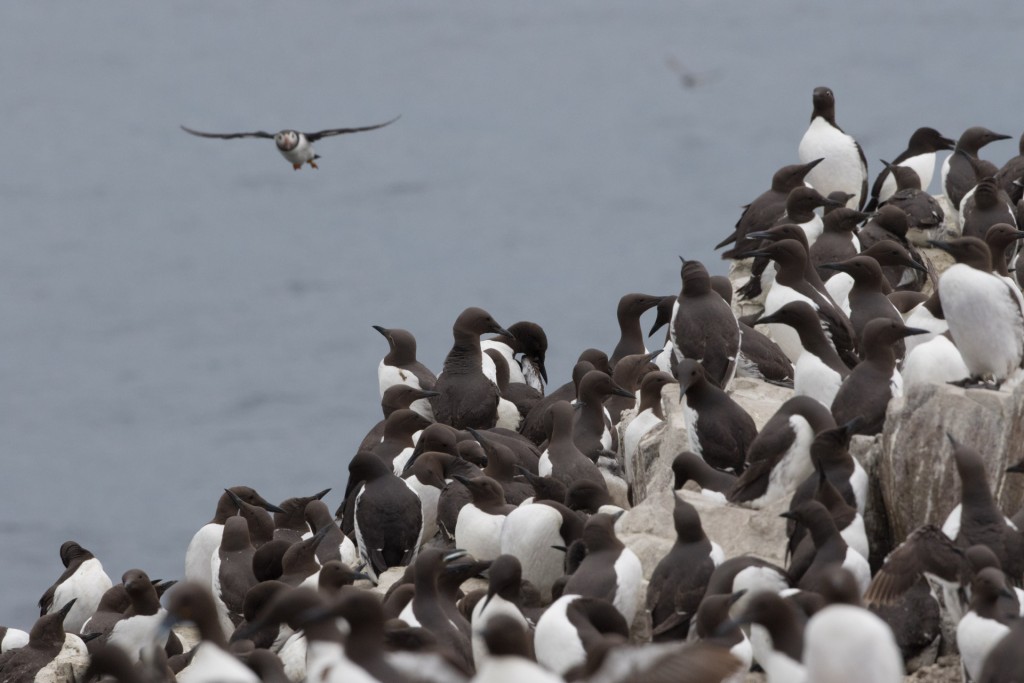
[180,116,400,170]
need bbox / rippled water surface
[2,1,1022,626]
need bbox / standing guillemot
[398,549,474,671]
[781,501,870,596]
[962,176,1018,244]
[865,127,954,210]
[373,326,437,397]
[820,255,907,355]
[469,555,529,668]
[604,350,660,425]
[452,475,514,562]
[540,400,609,492]
[736,187,844,301]
[343,451,423,581]
[572,370,633,458]
[211,517,257,632]
[471,614,562,683]
[695,591,754,681]
[370,408,431,473]
[942,126,1012,209]
[621,370,676,479]
[877,161,945,240]
[481,320,549,392]
[798,86,868,210]
[940,435,1024,582]
[180,116,399,170]
[754,301,850,408]
[185,487,279,591]
[532,594,629,677]
[482,349,526,431]
[430,307,514,430]
[466,429,534,505]
[672,450,738,502]
[730,591,806,683]
[358,385,440,451]
[985,223,1024,283]
[931,237,1024,386]
[830,318,927,436]
[809,208,866,281]
[37,541,113,635]
[717,157,824,258]
[855,204,912,253]
[957,567,1016,682]
[609,293,663,367]
[728,395,836,508]
[272,487,331,540]
[646,495,718,641]
[104,569,174,663]
[0,600,82,683]
[708,275,794,385]
[563,513,643,625]
[745,238,859,368]
[304,500,358,567]
[675,359,756,474]
[499,497,583,602]
[786,467,868,582]
[803,568,903,683]
[519,349,611,445]
[670,259,740,389]
[789,418,868,516]
[995,132,1024,203]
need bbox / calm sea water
[2,1,1022,627]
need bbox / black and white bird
[797,86,868,209]
[180,116,399,170]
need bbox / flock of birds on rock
[5,86,1024,683]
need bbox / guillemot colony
[5,86,1024,682]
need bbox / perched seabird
[798,86,868,209]
[431,307,513,430]
[481,321,549,392]
[647,495,718,641]
[532,594,629,676]
[343,450,423,581]
[609,293,663,367]
[717,158,824,258]
[499,497,583,602]
[398,548,474,671]
[519,349,611,445]
[621,370,677,480]
[540,400,609,492]
[104,569,172,664]
[961,177,1017,242]
[359,385,440,451]
[371,408,431,473]
[180,116,399,170]
[942,126,1012,209]
[931,237,1024,385]
[830,318,927,436]
[670,258,740,389]
[957,567,1016,682]
[995,132,1024,204]
[185,487,278,591]
[469,555,529,668]
[941,434,1024,581]
[856,205,912,252]
[819,255,906,355]
[803,568,903,683]
[470,613,562,683]
[604,350,660,425]
[572,370,633,459]
[707,276,794,385]
[482,349,525,431]
[304,500,358,567]
[866,127,954,210]
[37,541,113,635]
[467,429,534,505]
[0,600,81,683]
[212,516,258,631]
[809,208,866,281]
[877,161,946,240]
[373,325,437,420]
[672,451,738,502]
[731,591,806,683]
[452,475,514,562]
[863,525,962,663]
[744,238,859,367]
[754,301,850,408]
[563,513,643,625]
[675,359,756,473]
[728,396,836,508]
[163,583,261,683]
[781,501,870,596]
[788,418,868,515]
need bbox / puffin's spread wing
[180,125,274,140]
[304,115,400,141]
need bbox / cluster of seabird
[4,86,1024,683]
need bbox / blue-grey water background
[2,1,1023,627]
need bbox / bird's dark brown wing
[304,116,400,141]
[180,126,274,140]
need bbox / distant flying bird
[180,116,400,170]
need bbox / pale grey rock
[877,381,1024,545]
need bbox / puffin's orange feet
[292,162,302,170]
[308,160,319,169]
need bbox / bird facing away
[180,116,400,170]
